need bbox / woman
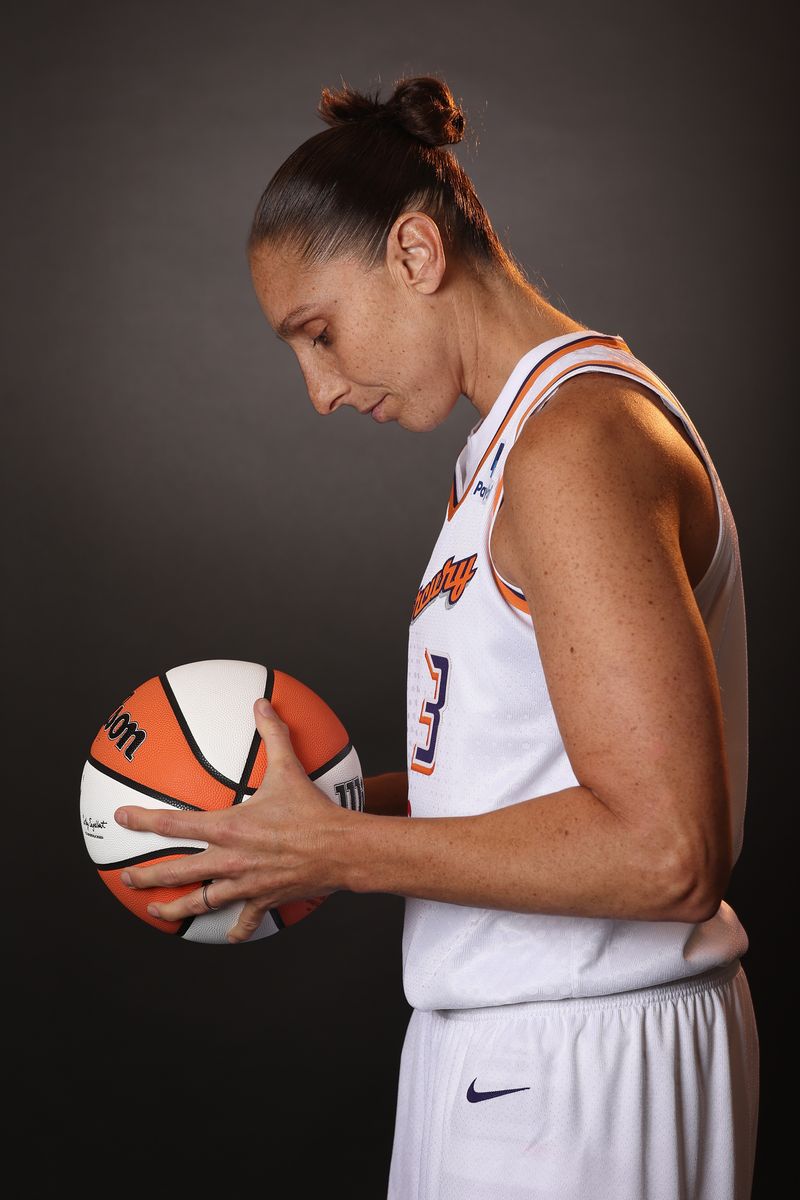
[114,75,759,1198]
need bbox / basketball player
[114,76,759,1198]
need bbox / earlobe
[387,211,446,294]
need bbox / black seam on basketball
[231,667,275,804]
[159,672,242,790]
[86,754,203,811]
[234,734,261,804]
[97,846,205,870]
[308,740,353,781]
[269,907,285,931]
[178,916,195,937]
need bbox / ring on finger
[202,881,220,912]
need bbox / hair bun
[317,74,466,148]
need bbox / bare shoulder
[499,372,684,573]
[498,370,719,592]
[507,371,687,486]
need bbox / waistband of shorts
[433,958,743,1022]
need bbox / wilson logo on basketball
[412,553,478,621]
[334,776,365,811]
[103,694,147,761]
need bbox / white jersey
[403,328,750,1010]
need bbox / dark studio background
[4,2,791,1193]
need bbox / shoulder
[499,373,686,563]
[503,371,683,501]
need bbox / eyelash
[311,330,330,349]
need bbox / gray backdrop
[4,1,790,1192]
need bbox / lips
[370,394,389,422]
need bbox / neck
[455,268,591,420]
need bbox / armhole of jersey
[487,482,532,618]
[487,360,733,616]
[556,363,732,601]
[653,389,731,601]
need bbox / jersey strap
[483,343,697,620]
[447,333,632,522]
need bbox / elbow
[665,847,731,924]
[678,883,724,924]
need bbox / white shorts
[387,958,759,1200]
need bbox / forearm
[336,784,702,922]
[363,771,408,817]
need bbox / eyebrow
[275,303,317,341]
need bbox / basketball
[79,659,364,943]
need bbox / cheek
[341,320,402,383]
[340,301,446,402]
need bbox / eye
[311,330,330,349]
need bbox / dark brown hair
[247,74,525,281]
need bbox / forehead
[249,243,377,334]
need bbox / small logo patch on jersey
[466,1078,531,1103]
[489,442,505,476]
[411,553,477,621]
[472,442,505,503]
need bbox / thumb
[253,698,298,767]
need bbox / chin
[410,407,450,434]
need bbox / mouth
[369,394,389,422]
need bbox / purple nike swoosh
[466,1077,531,1103]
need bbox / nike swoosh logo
[466,1077,531,1103]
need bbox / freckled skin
[247,210,586,429]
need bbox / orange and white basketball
[79,659,364,943]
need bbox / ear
[385,210,447,296]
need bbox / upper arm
[500,378,732,917]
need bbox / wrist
[322,804,372,893]
[326,806,393,894]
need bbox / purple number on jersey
[411,649,450,775]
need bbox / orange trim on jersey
[487,482,532,618]
[492,566,531,615]
[447,334,631,521]
[516,358,679,435]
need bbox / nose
[303,361,350,416]
[310,386,349,416]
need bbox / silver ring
[202,882,220,911]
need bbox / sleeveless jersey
[403,328,750,1010]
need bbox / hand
[114,698,351,942]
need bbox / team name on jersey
[411,553,477,621]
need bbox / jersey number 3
[411,649,451,775]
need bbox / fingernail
[147,905,161,918]
[120,871,132,887]
[115,809,128,826]
[256,699,270,715]
[226,933,237,944]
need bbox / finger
[114,804,214,840]
[146,879,238,924]
[253,698,301,770]
[120,850,213,891]
[226,898,272,944]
